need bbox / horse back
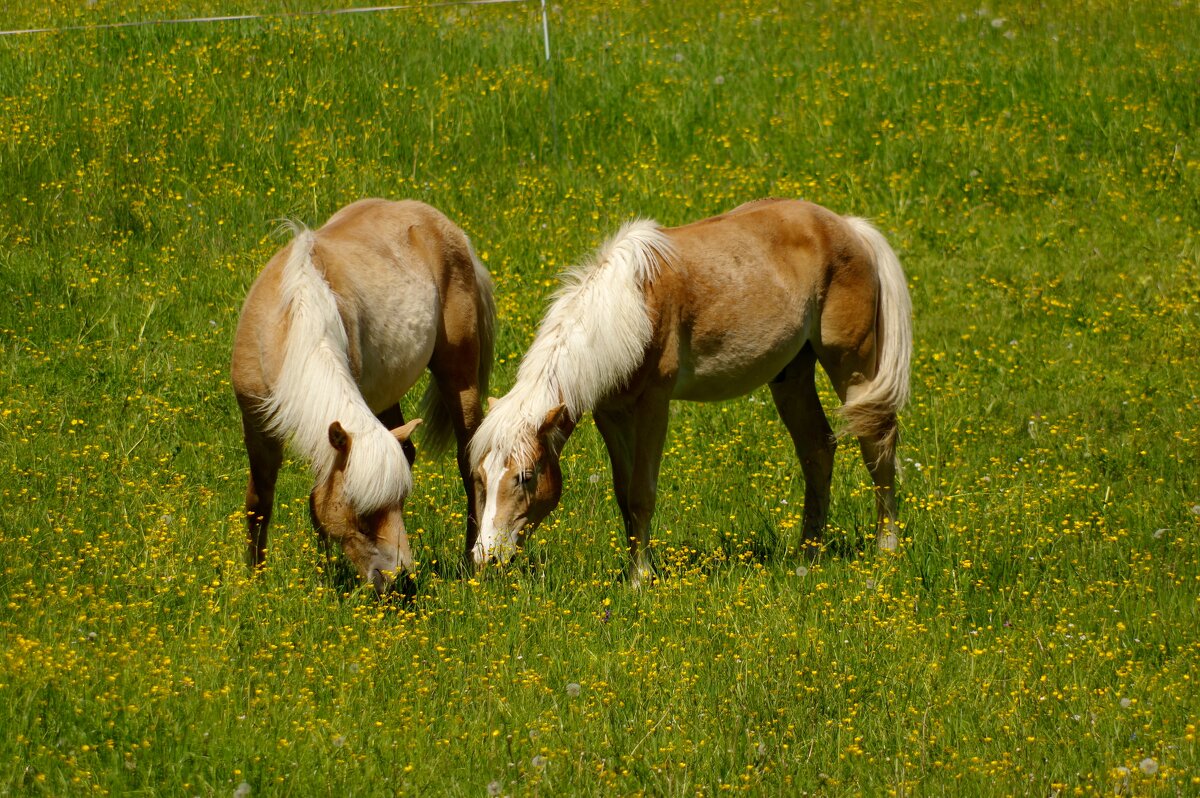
[232,199,481,413]
[645,200,878,401]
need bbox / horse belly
[670,300,812,403]
[356,285,439,411]
[671,335,805,402]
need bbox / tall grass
[1,1,1198,794]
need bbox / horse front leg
[239,405,283,570]
[593,408,640,582]
[599,396,669,587]
[627,398,672,587]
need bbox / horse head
[309,418,421,593]
[471,403,573,568]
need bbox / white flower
[1139,757,1158,775]
[566,682,581,697]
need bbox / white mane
[259,226,412,513]
[469,219,676,466]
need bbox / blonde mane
[469,219,675,466]
[259,226,412,513]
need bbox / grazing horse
[232,198,495,592]
[468,198,911,583]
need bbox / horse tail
[417,235,496,456]
[836,217,913,460]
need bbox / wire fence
[2,0,558,152]
[0,0,544,50]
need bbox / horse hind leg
[857,425,899,550]
[425,326,486,569]
[819,349,901,552]
[239,403,284,570]
[769,347,837,552]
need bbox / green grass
[2,0,1198,795]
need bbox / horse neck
[470,221,669,470]
[513,222,669,420]
[261,232,410,512]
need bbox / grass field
[2,0,1198,794]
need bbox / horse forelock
[258,227,408,513]
[468,382,547,470]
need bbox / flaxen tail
[837,217,913,460]
[417,237,496,455]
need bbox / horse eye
[516,469,534,486]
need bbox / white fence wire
[1,0,550,62]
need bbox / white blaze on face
[474,449,519,566]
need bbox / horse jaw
[335,506,414,594]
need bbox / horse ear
[487,396,499,412]
[391,417,423,444]
[328,421,351,454]
[536,404,570,442]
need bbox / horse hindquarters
[422,240,496,561]
[818,217,912,548]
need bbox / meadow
[1,0,1198,794]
